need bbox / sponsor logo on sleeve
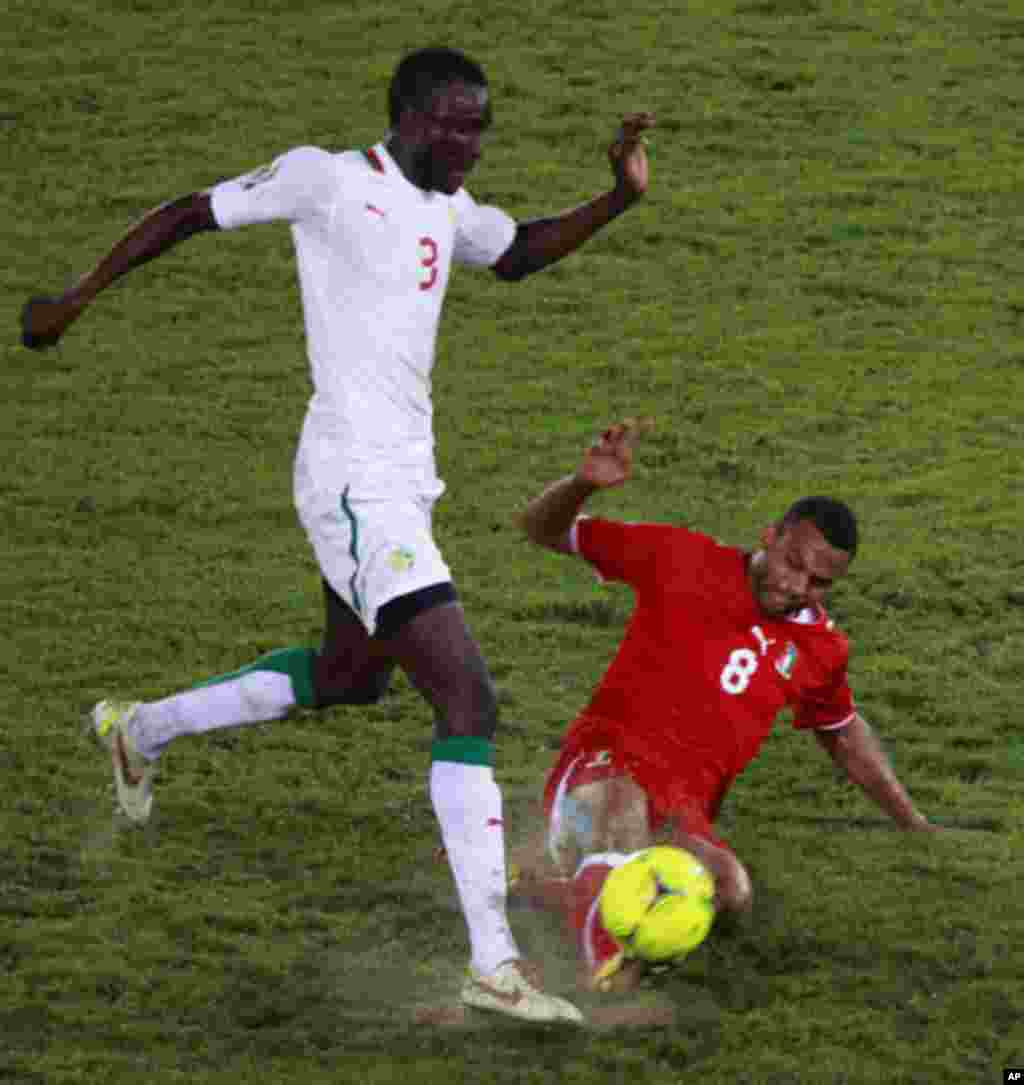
[239,162,280,190]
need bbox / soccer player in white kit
[22,48,654,1024]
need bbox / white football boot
[461,959,584,1024]
[91,700,154,823]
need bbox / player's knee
[438,662,498,740]
[314,661,394,707]
[466,665,499,738]
[571,777,650,855]
[331,670,393,705]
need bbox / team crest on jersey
[239,162,280,190]
[775,642,798,679]
[388,546,416,574]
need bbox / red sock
[570,860,623,976]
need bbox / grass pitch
[4,1,1023,1082]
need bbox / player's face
[408,80,491,194]
[749,518,851,618]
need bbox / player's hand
[578,418,654,489]
[21,293,86,350]
[608,112,655,200]
[907,818,945,833]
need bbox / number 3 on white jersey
[418,236,439,290]
[720,648,758,695]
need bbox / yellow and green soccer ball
[599,846,716,962]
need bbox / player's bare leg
[315,579,395,705]
[544,774,654,993]
[87,583,393,822]
[571,776,650,863]
[384,599,582,1024]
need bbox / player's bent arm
[814,714,934,830]
[21,192,218,350]
[492,190,638,282]
[492,111,652,282]
[516,474,598,554]
[517,422,643,550]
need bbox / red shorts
[570,857,622,976]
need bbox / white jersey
[209,142,517,498]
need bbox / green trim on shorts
[196,647,317,709]
[431,736,495,767]
[340,485,364,618]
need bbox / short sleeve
[576,517,683,589]
[451,188,516,267]
[209,146,336,230]
[791,644,856,731]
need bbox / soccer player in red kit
[518,420,938,990]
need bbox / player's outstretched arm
[21,192,218,350]
[814,714,938,830]
[517,419,652,553]
[492,112,654,282]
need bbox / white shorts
[294,464,453,637]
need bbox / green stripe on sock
[431,736,494,767]
[196,647,317,709]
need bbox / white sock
[130,672,296,760]
[429,760,520,975]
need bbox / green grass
[4,1,1024,1082]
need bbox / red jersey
[544,518,856,825]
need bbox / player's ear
[393,108,416,141]
[760,524,780,548]
[394,100,427,144]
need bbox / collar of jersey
[366,141,395,175]
[369,140,450,202]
